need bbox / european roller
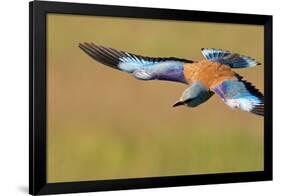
[79,43,264,116]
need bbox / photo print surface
[47,13,264,183]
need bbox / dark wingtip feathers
[251,104,264,116]
[239,78,264,116]
[79,42,121,70]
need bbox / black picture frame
[29,1,273,195]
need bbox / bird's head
[172,88,198,108]
[172,82,213,108]
[172,100,188,107]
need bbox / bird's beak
[172,100,185,107]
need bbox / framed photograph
[29,1,272,195]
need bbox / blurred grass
[47,14,264,183]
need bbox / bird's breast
[183,60,236,89]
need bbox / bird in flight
[79,42,264,116]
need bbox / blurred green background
[47,14,264,183]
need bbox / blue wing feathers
[79,42,192,70]
[216,79,263,102]
[201,48,260,68]
[79,42,192,83]
[212,78,264,116]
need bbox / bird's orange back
[183,60,236,89]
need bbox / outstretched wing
[201,48,261,68]
[211,78,264,116]
[79,42,193,83]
